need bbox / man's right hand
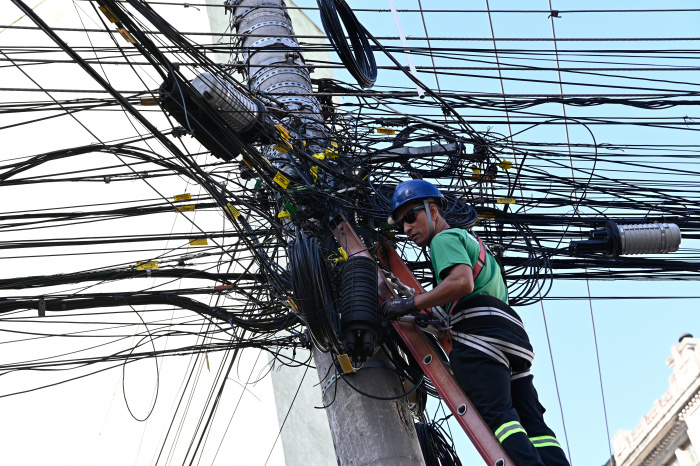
[381,297,417,318]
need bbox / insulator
[191,72,264,133]
[617,223,681,255]
[340,256,379,363]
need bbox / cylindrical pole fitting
[618,223,681,255]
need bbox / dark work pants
[449,328,570,466]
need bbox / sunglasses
[396,205,426,233]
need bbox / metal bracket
[321,360,397,396]
[322,372,340,396]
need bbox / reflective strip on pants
[530,435,563,449]
[494,421,527,443]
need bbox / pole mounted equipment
[569,221,681,257]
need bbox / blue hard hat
[388,180,446,223]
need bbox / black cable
[316,0,377,88]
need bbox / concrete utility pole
[229,1,425,464]
[315,349,426,465]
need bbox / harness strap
[450,331,535,371]
[424,200,434,240]
[449,306,525,330]
[448,236,487,315]
[473,237,487,279]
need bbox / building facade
[610,334,700,466]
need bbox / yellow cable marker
[499,160,513,170]
[274,124,291,140]
[225,203,241,219]
[99,5,120,23]
[241,157,253,169]
[176,205,195,212]
[117,28,136,44]
[330,247,349,263]
[325,147,338,159]
[497,197,516,204]
[278,211,291,219]
[189,238,208,246]
[273,172,290,189]
[273,143,290,154]
[174,193,191,201]
[310,166,318,181]
[273,124,293,153]
[337,354,355,374]
[137,261,159,270]
[376,128,396,135]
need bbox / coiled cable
[288,229,342,353]
[316,0,377,88]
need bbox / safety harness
[444,237,535,376]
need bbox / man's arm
[413,263,474,310]
[381,263,474,317]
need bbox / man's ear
[429,203,440,220]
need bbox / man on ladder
[382,180,570,466]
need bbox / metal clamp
[239,20,294,36]
[277,95,322,114]
[322,372,341,396]
[242,37,300,64]
[264,81,313,94]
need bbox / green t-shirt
[429,229,508,306]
